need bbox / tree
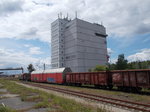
[27,64,35,73]
[116,54,128,70]
[107,63,116,70]
[92,65,107,72]
[127,60,150,69]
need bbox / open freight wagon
[111,69,150,91]
[66,71,113,89]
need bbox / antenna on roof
[101,21,103,25]
[67,13,68,20]
[58,14,59,19]
[75,11,77,18]
[43,63,45,70]
[60,12,62,19]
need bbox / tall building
[51,16,108,72]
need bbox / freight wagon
[111,69,150,92]
[65,69,150,91]
[31,70,44,82]
[19,73,31,81]
[66,71,113,89]
[23,68,150,92]
[31,68,71,84]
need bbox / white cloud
[29,47,43,55]
[24,44,31,47]
[0,0,150,69]
[34,57,51,70]
[0,48,38,67]
[0,0,24,16]
[0,48,51,70]
[0,0,150,43]
[110,58,117,64]
[127,48,150,62]
[107,48,113,55]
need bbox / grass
[34,82,150,103]
[0,91,7,94]
[0,78,109,112]
[0,104,16,112]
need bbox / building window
[66,56,69,59]
[62,63,63,66]
[52,23,57,27]
[95,33,107,38]
[65,26,69,29]
[52,63,58,67]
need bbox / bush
[92,65,107,72]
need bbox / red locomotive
[22,68,150,92]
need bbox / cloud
[0,48,38,67]
[29,47,43,55]
[22,27,38,36]
[0,48,50,70]
[0,0,24,16]
[81,0,150,37]
[107,48,113,55]
[0,0,150,69]
[0,0,150,43]
[24,44,31,47]
[110,58,117,64]
[34,57,51,70]
[127,48,150,62]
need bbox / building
[51,16,108,72]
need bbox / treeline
[90,54,150,72]
[108,54,150,70]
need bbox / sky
[0,0,150,73]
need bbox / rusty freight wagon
[66,71,113,89]
[111,69,150,91]
[19,73,31,81]
[22,73,31,81]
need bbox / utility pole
[44,63,46,70]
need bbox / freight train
[21,68,150,92]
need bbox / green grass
[0,78,108,112]
[0,104,16,112]
[37,82,150,103]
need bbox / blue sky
[0,0,150,73]
[107,33,150,62]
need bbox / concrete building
[51,16,108,72]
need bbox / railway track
[22,82,150,112]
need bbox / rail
[22,82,150,112]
